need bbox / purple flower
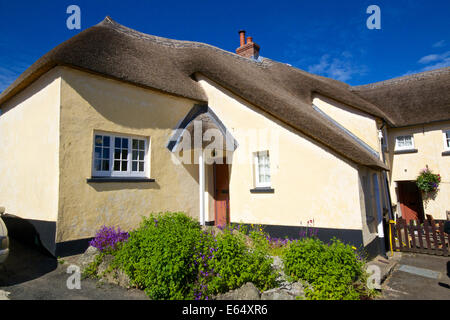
[89,225,129,252]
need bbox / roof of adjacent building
[351,67,450,127]
[5,17,447,170]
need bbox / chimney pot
[247,36,253,43]
[238,30,246,47]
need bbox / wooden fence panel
[430,222,440,256]
[391,219,449,256]
[423,221,433,254]
[438,221,448,257]
[409,221,417,253]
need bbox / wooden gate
[390,218,449,256]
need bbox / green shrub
[112,212,202,300]
[283,238,365,300]
[201,227,278,297]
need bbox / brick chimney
[236,30,260,59]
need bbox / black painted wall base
[55,238,94,257]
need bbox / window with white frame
[395,135,414,151]
[254,151,271,188]
[444,130,450,151]
[93,133,148,177]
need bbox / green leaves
[282,238,366,300]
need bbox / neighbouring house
[0,17,448,258]
[351,71,450,224]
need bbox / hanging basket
[415,165,441,194]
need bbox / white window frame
[443,130,450,151]
[394,135,415,151]
[253,150,271,188]
[92,132,150,178]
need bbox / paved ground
[0,239,148,300]
[380,252,450,300]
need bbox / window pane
[95,159,101,171]
[103,148,109,159]
[115,138,121,148]
[95,135,103,146]
[122,150,128,159]
[132,161,138,171]
[139,140,145,150]
[114,160,120,171]
[132,150,138,161]
[404,136,412,146]
[95,147,101,159]
[114,149,121,160]
[103,136,110,147]
[132,139,138,149]
[139,162,144,172]
[122,138,128,148]
[121,161,127,171]
[139,151,144,160]
[102,160,109,171]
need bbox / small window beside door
[251,151,274,193]
[394,135,416,154]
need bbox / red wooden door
[397,181,424,223]
[214,163,230,226]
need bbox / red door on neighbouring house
[397,181,425,223]
[214,163,230,226]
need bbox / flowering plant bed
[84,213,377,300]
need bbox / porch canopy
[166,104,238,225]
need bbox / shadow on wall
[87,180,161,192]
[0,215,57,287]
[1,214,55,256]
[0,238,57,287]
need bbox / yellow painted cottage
[0,17,448,257]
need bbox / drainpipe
[199,149,205,226]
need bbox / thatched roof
[0,17,392,169]
[352,67,450,127]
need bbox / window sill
[442,150,450,156]
[394,148,418,155]
[87,177,156,183]
[250,187,275,194]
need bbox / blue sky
[0,0,449,92]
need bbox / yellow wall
[56,67,201,242]
[0,69,61,224]
[387,122,450,220]
[198,76,366,232]
[313,95,381,154]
